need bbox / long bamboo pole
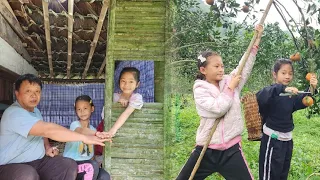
[42,0,54,78]
[82,0,109,79]
[67,0,74,78]
[188,1,274,179]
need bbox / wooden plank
[112,102,163,108]
[116,19,165,26]
[112,112,163,119]
[112,108,163,114]
[112,163,163,172]
[112,158,163,165]
[0,14,31,62]
[112,51,165,58]
[111,117,163,123]
[112,55,165,61]
[113,41,164,48]
[0,1,40,50]
[115,127,164,135]
[116,14,165,20]
[116,1,165,7]
[164,0,174,179]
[115,24,165,31]
[114,34,164,41]
[115,10,164,17]
[110,121,163,128]
[112,136,163,145]
[112,48,165,55]
[154,61,165,102]
[116,7,165,14]
[115,133,164,139]
[115,28,164,34]
[112,142,163,149]
[111,148,164,159]
[104,0,115,171]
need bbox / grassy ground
[169,95,320,180]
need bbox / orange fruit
[302,96,314,107]
[289,52,301,62]
[206,0,214,5]
[242,5,249,13]
[305,73,315,81]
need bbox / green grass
[169,96,320,180]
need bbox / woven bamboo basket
[241,92,262,141]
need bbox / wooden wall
[104,0,170,179]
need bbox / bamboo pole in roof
[96,56,106,78]
[67,0,75,79]
[0,1,41,51]
[42,0,54,78]
[82,0,109,79]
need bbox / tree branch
[274,0,303,37]
[292,0,309,45]
[273,2,300,50]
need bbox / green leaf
[216,18,223,27]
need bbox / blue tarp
[38,61,154,128]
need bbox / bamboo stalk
[42,0,54,78]
[67,0,74,79]
[82,0,109,79]
[188,118,220,180]
[96,56,107,78]
[104,0,115,171]
[188,1,274,179]
[236,0,273,76]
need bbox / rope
[188,1,274,179]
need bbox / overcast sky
[199,0,320,30]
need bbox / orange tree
[272,0,320,117]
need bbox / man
[0,74,111,180]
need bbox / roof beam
[0,12,32,62]
[42,0,54,78]
[82,0,109,79]
[0,1,40,50]
[67,0,75,78]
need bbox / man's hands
[45,146,59,157]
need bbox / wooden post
[83,0,109,79]
[104,0,115,172]
[42,0,54,78]
[67,0,74,78]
